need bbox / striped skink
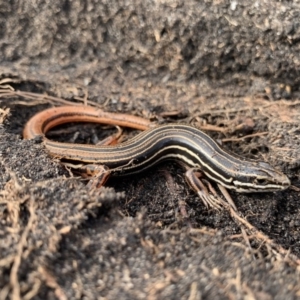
[23,106,290,208]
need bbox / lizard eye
[255,179,269,186]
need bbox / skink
[23,106,290,208]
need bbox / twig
[0,89,102,108]
[222,132,268,143]
[10,197,36,300]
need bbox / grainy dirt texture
[1,1,300,299]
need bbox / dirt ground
[1,1,300,299]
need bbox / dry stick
[0,90,75,106]
[188,282,201,300]
[192,107,253,118]
[217,185,295,261]
[23,277,42,300]
[218,184,237,212]
[38,267,67,300]
[191,99,300,123]
[217,184,258,258]
[218,186,300,266]
[261,99,300,109]
[197,123,227,133]
[0,107,10,124]
[0,89,103,108]
[10,197,36,300]
[0,78,24,85]
[222,132,268,143]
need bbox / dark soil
[0,1,300,299]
